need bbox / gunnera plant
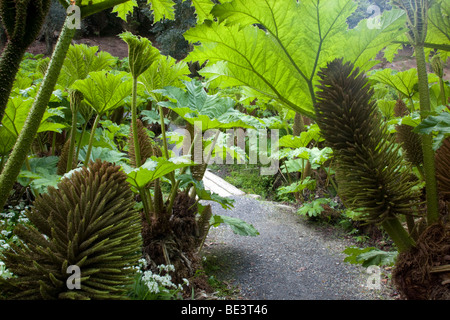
[314,58,420,252]
[315,58,450,300]
[435,138,450,202]
[128,119,156,167]
[0,160,142,299]
[394,99,424,170]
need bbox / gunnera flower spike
[314,58,420,252]
[0,160,142,299]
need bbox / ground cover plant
[0,0,449,300]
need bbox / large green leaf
[0,127,15,156]
[112,0,138,20]
[18,156,60,195]
[343,246,398,267]
[342,9,407,70]
[278,124,322,149]
[71,71,132,115]
[58,44,116,88]
[2,97,33,137]
[124,156,195,188]
[78,146,128,164]
[277,176,316,195]
[414,112,450,150]
[185,0,406,118]
[426,0,450,59]
[157,80,256,130]
[110,0,234,24]
[369,68,439,101]
[3,97,66,138]
[119,32,161,78]
[191,0,215,23]
[210,214,259,236]
[83,0,174,21]
[185,21,314,118]
[139,55,191,102]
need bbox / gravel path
[202,195,395,300]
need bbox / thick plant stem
[158,105,176,187]
[131,77,142,167]
[130,76,154,220]
[83,114,101,166]
[0,21,76,210]
[66,99,79,173]
[415,43,440,225]
[167,132,200,214]
[382,218,416,253]
[0,0,51,122]
[158,105,170,160]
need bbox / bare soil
[27,36,130,59]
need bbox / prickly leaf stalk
[0,0,51,121]
[393,0,440,224]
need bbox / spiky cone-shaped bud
[314,58,421,226]
[186,122,207,181]
[394,99,410,118]
[128,119,154,167]
[435,138,450,201]
[0,160,142,299]
[196,204,212,247]
[57,138,77,176]
[394,100,424,168]
[395,124,424,168]
[431,54,444,78]
[69,90,84,114]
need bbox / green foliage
[124,156,194,189]
[0,160,142,299]
[18,156,60,195]
[217,164,276,200]
[58,44,117,87]
[343,246,398,267]
[71,71,132,115]
[139,54,191,102]
[2,96,66,138]
[425,0,450,60]
[119,31,161,78]
[277,177,317,197]
[297,198,338,218]
[210,214,259,237]
[414,111,450,150]
[184,0,406,118]
[369,67,440,111]
[157,80,256,130]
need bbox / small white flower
[1,230,11,237]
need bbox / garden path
[202,171,395,300]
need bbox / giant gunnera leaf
[0,160,142,300]
[157,80,257,130]
[71,71,132,115]
[184,0,406,119]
